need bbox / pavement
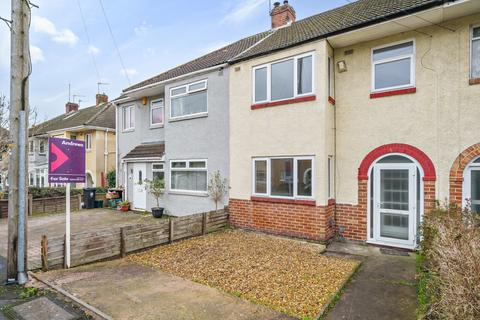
[0,209,160,270]
[37,259,294,320]
[324,241,417,320]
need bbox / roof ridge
[84,103,110,125]
[229,29,277,63]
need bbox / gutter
[46,125,114,135]
[228,0,449,64]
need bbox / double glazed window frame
[150,99,165,127]
[252,156,315,200]
[123,105,135,131]
[169,79,208,120]
[371,39,416,93]
[169,159,208,194]
[85,133,93,150]
[470,25,480,79]
[252,51,315,104]
[463,156,480,211]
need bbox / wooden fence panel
[41,209,229,270]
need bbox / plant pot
[151,207,164,218]
[120,205,129,212]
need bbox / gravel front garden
[128,229,360,319]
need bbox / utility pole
[7,0,31,284]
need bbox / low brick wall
[229,198,335,242]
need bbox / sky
[0,0,349,121]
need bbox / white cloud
[32,16,79,46]
[222,0,268,24]
[87,45,100,56]
[120,68,138,77]
[30,45,45,63]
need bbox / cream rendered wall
[229,40,333,204]
[334,13,480,204]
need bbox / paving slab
[37,259,293,320]
[12,296,76,320]
[325,242,417,320]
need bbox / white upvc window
[39,140,46,155]
[150,99,164,127]
[123,105,135,131]
[29,172,34,186]
[170,80,208,120]
[152,163,165,181]
[328,56,335,98]
[252,156,314,199]
[471,26,480,78]
[170,159,207,193]
[372,40,415,92]
[253,52,315,104]
[29,141,34,154]
[463,157,480,214]
[85,134,92,150]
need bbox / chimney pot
[96,93,109,106]
[270,0,296,29]
[65,102,79,114]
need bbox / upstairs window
[39,140,46,155]
[150,99,164,126]
[170,80,208,119]
[29,141,34,154]
[85,134,92,150]
[471,26,480,79]
[123,105,135,131]
[328,57,335,98]
[253,52,314,104]
[253,156,314,199]
[372,40,415,92]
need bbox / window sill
[168,190,208,197]
[169,113,208,122]
[469,78,480,85]
[328,96,336,105]
[150,124,164,129]
[250,196,316,206]
[122,129,135,133]
[251,95,316,110]
[370,87,416,99]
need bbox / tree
[144,177,165,209]
[208,170,228,211]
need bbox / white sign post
[66,183,71,268]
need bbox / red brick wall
[449,143,480,206]
[229,198,333,241]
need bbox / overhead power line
[76,0,102,83]
[97,0,131,85]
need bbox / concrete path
[37,259,293,320]
[325,242,417,320]
[0,209,160,270]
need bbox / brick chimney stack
[270,1,296,29]
[65,102,79,114]
[96,93,108,106]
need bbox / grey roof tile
[123,143,165,159]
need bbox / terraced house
[118,0,480,249]
[29,94,116,188]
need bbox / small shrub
[207,170,228,211]
[419,203,480,319]
[107,170,116,188]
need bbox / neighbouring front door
[133,163,147,210]
[373,163,417,249]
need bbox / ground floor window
[152,163,164,180]
[252,156,313,199]
[170,159,207,192]
[464,157,480,213]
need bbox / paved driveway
[0,209,159,271]
[36,259,292,320]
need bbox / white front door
[133,163,147,210]
[373,163,417,249]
